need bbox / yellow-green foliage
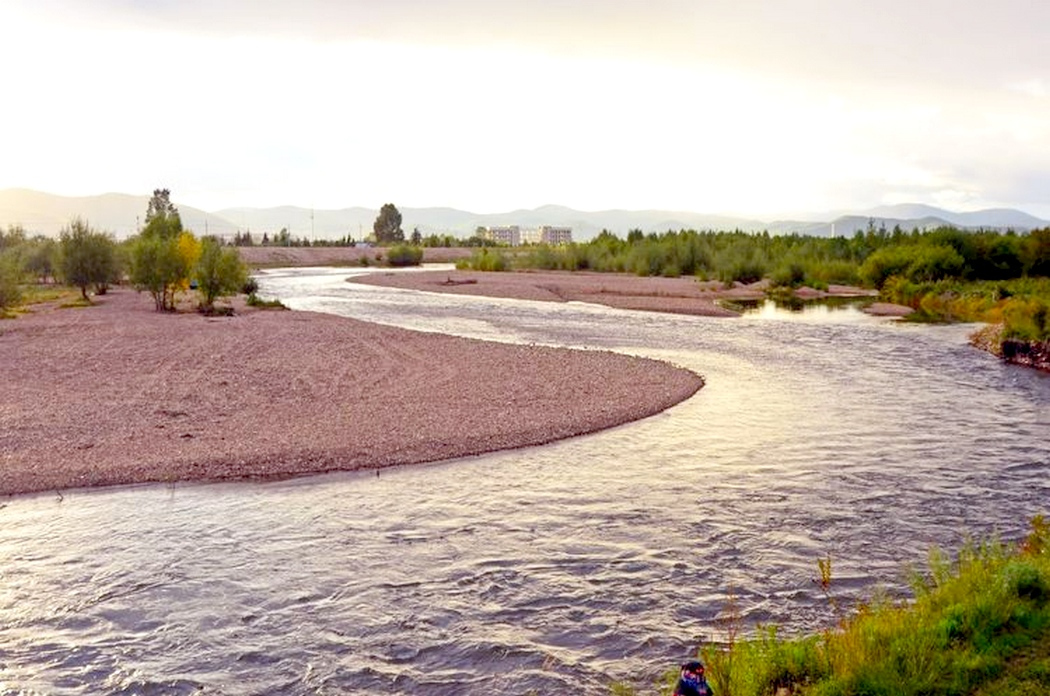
[1002,297,1050,342]
[880,277,1050,336]
[684,517,1050,696]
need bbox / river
[1,266,1047,695]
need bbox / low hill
[1,189,1045,241]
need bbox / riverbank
[692,518,1050,696]
[237,245,472,268]
[0,289,702,497]
[351,268,880,318]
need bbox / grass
[245,293,288,310]
[616,516,1050,696]
[1,284,81,318]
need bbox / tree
[146,188,178,225]
[129,189,199,311]
[24,236,58,284]
[58,218,119,300]
[373,203,404,244]
[411,226,423,246]
[0,248,23,313]
[1023,228,1050,277]
[0,224,27,252]
[195,237,248,312]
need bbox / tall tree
[146,188,179,225]
[373,203,404,244]
[58,218,119,300]
[130,189,198,311]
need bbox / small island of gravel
[0,289,703,497]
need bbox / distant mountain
[862,204,1048,231]
[0,188,236,239]
[1,189,1045,241]
[767,215,957,237]
[767,204,1048,238]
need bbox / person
[672,660,713,696]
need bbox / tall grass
[684,517,1050,696]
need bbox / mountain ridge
[1,188,1045,242]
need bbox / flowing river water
[1,266,1048,695]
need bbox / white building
[538,226,573,245]
[482,225,520,246]
[483,224,573,246]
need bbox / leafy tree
[146,188,178,224]
[858,246,914,288]
[195,237,248,312]
[58,218,120,300]
[0,224,27,252]
[907,244,965,282]
[25,237,59,284]
[129,190,199,311]
[1023,228,1050,277]
[0,248,24,313]
[410,226,422,245]
[373,203,404,244]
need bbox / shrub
[195,237,248,311]
[386,244,424,267]
[460,248,508,272]
[245,294,287,309]
[0,250,24,313]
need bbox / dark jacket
[673,675,713,696]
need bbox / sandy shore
[0,289,702,497]
[352,269,878,317]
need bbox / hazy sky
[2,1,1048,218]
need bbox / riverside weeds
[615,516,1050,696]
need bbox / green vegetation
[457,247,510,272]
[0,250,23,316]
[129,189,198,311]
[195,236,249,313]
[373,202,405,244]
[614,517,1050,695]
[58,218,121,299]
[670,518,1049,696]
[457,224,1050,349]
[385,243,424,267]
[245,293,287,310]
[128,189,250,313]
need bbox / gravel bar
[0,289,703,497]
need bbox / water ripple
[0,268,1047,694]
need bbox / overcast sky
[2,0,1048,218]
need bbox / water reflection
[731,297,877,322]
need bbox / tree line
[0,189,248,315]
[458,224,1050,341]
[461,225,1050,287]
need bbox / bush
[386,244,423,267]
[195,237,248,311]
[459,248,508,272]
[0,250,24,313]
[245,293,287,310]
[721,258,767,285]
[1002,297,1050,342]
